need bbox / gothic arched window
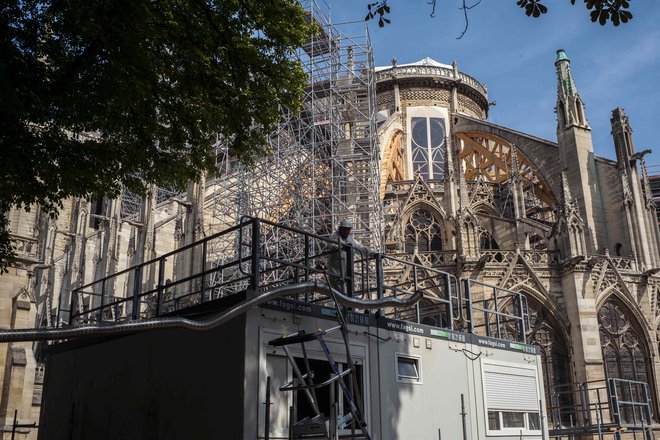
[526,301,571,402]
[479,231,499,250]
[598,299,652,384]
[410,117,446,180]
[598,298,656,422]
[404,208,443,253]
[499,298,572,417]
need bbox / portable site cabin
[38,295,547,440]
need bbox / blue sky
[329,1,660,172]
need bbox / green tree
[0,0,313,272]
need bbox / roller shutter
[484,364,539,411]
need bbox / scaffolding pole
[206,1,383,293]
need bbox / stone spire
[611,107,634,164]
[555,49,589,130]
[509,146,525,220]
[610,107,660,267]
[554,49,603,253]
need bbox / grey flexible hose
[0,282,422,343]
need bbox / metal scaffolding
[120,186,183,220]
[206,0,382,288]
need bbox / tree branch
[457,0,482,39]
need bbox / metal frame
[62,216,529,345]
[206,0,383,293]
[548,378,656,440]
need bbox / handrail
[74,220,248,293]
[380,254,461,329]
[548,377,654,436]
[462,277,528,342]
[59,216,531,345]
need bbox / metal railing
[462,277,529,342]
[548,378,655,439]
[58,216,530,344]
[378,255,461,330]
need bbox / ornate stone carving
[588,257,634,304]
[599,299,652,388]
[400,89,450,104]
[457,94,485,119]
[467,177,495,210]
[618,168,634,207]
[10,235,40,263]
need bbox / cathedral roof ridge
[454,114,559,148]
[375,56,452,72]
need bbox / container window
[502,411,525,428]
[528,412,541,430]
[396,354,421,382]
[487,411,501,430]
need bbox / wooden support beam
[456,133,508,171]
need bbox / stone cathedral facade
[376,52,660,423]
[1,50,659,437]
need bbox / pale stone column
[174,174,207,299]
[126,186,157,294]
[92,197,121,307]
[509,145,529,248]
[444,126,458,251]
[0,290,37,440]
[560,267,609,427]
[57,199,88,323]
[611,108,659,270]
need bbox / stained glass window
[430,118,445,178]
[411,117,429,178]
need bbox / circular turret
[375,57,489,120]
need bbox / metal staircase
[266,247,372,439]
[268,323,370,440]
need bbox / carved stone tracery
[404,208,443,253]
[598,298,654,402]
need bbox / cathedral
[1,43,659,437]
